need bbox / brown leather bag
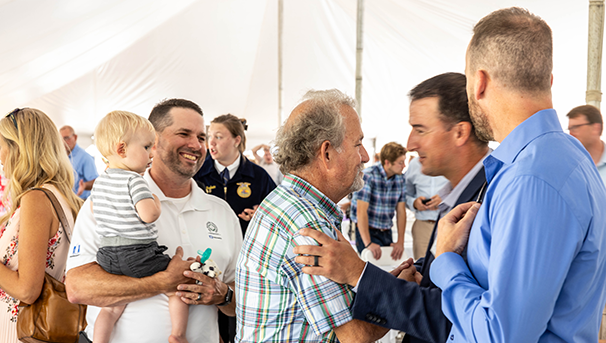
[16,188,87,343]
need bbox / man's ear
[453,121,473,146]
[474,69,488,101]
[318,140,333,170]
[116,142,127,158]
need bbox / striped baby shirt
[91,168,156,240]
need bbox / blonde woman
[0,108,82,342]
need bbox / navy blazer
[193,154,276,236]
[351,167,486,343]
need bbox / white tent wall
[0,0,595,153]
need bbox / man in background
[351,142,407,260]
[405,156,448,260]
[60,125,98,199]
[252,143,283,185]
[567,105,606,182]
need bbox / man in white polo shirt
[65,98,242,343]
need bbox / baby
[91,110,189,343]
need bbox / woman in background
[0,108,82,343]
[194,114,276,236]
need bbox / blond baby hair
[95,111,155,158]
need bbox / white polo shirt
[66,170,242,343]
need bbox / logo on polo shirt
[207,221,222,239]
[70,244,81,257]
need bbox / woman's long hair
[0,108,82,224]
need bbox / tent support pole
[278,0,284,126]
[587,0,605,109]
[355,0,364,120]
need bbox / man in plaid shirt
[351,142,407,260]
[235,89,387,343]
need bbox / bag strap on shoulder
[29,187,72,244]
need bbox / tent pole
[587,0,605,109]
[355,0,364,121]
[278,0,284,126]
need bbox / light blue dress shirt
[69,143,99,200]
[431,109,606,342]
[405,157,448,221]
[597,141,606,184]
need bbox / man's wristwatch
[218,285,233,306]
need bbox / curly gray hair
[274,89,356,174]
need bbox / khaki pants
[411,219,435,260]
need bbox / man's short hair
[60,125,75,135]
[409,72,487,145]
[274,89,355,174]
[567,105,603,135]
[148,98,203,133]
[95,110,155,158]
[380,142,406,166]
[469,7,552,94]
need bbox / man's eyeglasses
[567,123,593,131]
[5,108,20,131]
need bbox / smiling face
[407,97,457,177]
[208,122,241,166]
[153,107,206,179]
[122,129,155,174]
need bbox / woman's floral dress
[0,185,74,343]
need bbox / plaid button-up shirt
[235,174,353,343]
[351,164,406,230]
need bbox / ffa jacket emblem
[237,182,252,198]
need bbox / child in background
[91,111,190,343]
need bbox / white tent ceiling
[0,0,594,152]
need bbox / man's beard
[156,139,203,178]
[469,97,494,142]
[349,164,365,193]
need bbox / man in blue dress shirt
[433,7,606,343]
[60,125,99,200]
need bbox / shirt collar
[599,141,606,168]
[144,169,211,211]
[283,174,343,226]
[439,149,491,214]
[214,154,241,178]
[485,109,561,181]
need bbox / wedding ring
[313,255,319,267]
[196,293,202,301]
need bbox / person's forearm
[396,204,406,244]
[217,282,236,316]
[83,179,95,191]
[334,319,389,343]
[357,212,371,246]
[65,262,168,307]
[353,263,451,343]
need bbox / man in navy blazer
[294,72,490,343]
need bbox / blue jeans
[354,223,393,254]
